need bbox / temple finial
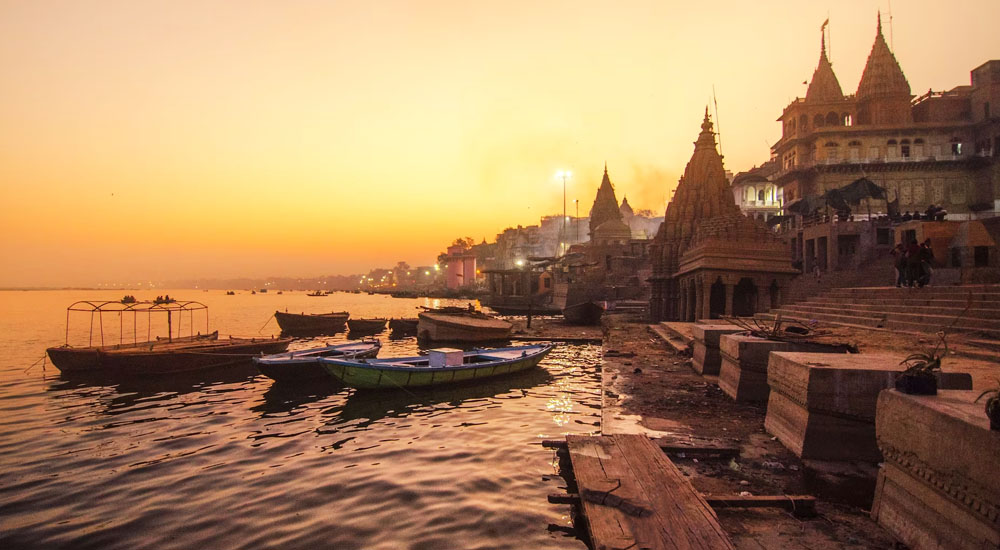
[877,11,882,35]
[604,161,608,175]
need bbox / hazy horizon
[2,0,998,287]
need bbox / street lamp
[555,170,572,255]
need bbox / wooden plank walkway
[566,433,736,550]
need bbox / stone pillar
[701,282,712,320]
[724,284,735,316]
[695,282,706,322]
[679,282,688,323]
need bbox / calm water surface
[0,290,600,549]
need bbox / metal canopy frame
[63,300,210,347]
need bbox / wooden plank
[614,433,736,550]
[567,434,736,550]
[566,435,638,550]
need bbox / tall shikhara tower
[588,164,623,238]
[649,109,795,321]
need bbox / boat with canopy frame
[47,299,292,374]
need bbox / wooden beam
[703,494,817,517]
[547,493,580,505]
[543,438,740,459]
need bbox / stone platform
[764,352,973,462]
[872,390,999,550]
[690,324,743,375]
[718,335,851,403]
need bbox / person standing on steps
[890,243,906,287]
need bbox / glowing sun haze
[0,0,996,286]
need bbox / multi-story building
[770,17,999,220]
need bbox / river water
[0,290,601,550]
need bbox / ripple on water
[0,292,601,550]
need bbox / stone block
[718,335,851,402]
[872,390,999,550]
[690,324,744,375]
[764,352,973,461]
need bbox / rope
[257,314,275,335]
[24,353,47,373]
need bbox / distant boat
[417,309,512,343]
[276,291,283,295]
[307,291,326,297]
[274,311,349,336]
[319,344,554,389]
[561,301,604,325]
[259,288,268,293]
[347,318,387,334]
[253,340,381,381]
[226,291,235,295]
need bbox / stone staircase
[761,285,1000,340]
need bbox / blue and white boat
[254,340,381,381]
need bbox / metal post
[562,173,567,255]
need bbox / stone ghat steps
[807,296,1000,311]
[775,303,1000,333]
[785,302,1000,326]
[803,299,1000,319]
[763,308,1000,339]
[826,285,1000,296]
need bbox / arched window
[843,113,853,126]
[826,112,839,126]
[799,114,808,132]
[758,189,765,202]
[951,137,963,156]
[900,139,911,158]
[912,138,925,159]
[824,141,839,162]
[887,139,898,159]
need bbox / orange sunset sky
[1,0,997,287]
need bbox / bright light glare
[555,170,572,180]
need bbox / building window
[952,141,963,156]
[901,144,911,158]
[876,228,891,245]
[974,246,989,267]
[843,113,853,126]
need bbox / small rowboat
[274,311,349,336]
[561,301,604,325]
[253,340,381,381]
[347,318,387,334]
[319,344,554,389]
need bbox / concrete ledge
[718,335,853,403]
[691,324,743,375]
[872,390,999,550]
[765,352,972,461]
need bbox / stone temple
[649,110,798,322]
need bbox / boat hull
[254,344,380,381]
[388,318,419,336]
[416,312,512,343]
[321,345,553,389]
[347,319,387,334]
[47,337,293,375]
[274,311,349,336]
[562,302,604,325]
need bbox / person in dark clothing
[905,240,922,287]
[918,239,934,287]
[890,243,906,287]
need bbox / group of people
[892,239,934,288]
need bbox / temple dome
[588,164,623,237]
[805,36,844,102]
[593,218,632,241]
[856,14,911,99]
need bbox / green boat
[318,344,554,389]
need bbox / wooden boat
[274,311,349,336]
[253,340,381,381]
[48,336,292,374]
[306,291,326,297]
[388,318,419,336]
[562,301,604,325]
[46,300,293,374]
[347,318,387,333]
[320,344,554,389]
[417,309,512,343]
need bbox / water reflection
[332,367,555,428]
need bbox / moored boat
[274,311,349,336]
[319,344,554,389]
[306,291,326,297]
[388,318,419,336]
[253,340,381,381]
[347,318,387,333]
[417,309,512,343]
[561,301,604,325]
[46,299,292,374]
[48,336,293,374]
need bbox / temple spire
[877,11,882,35]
